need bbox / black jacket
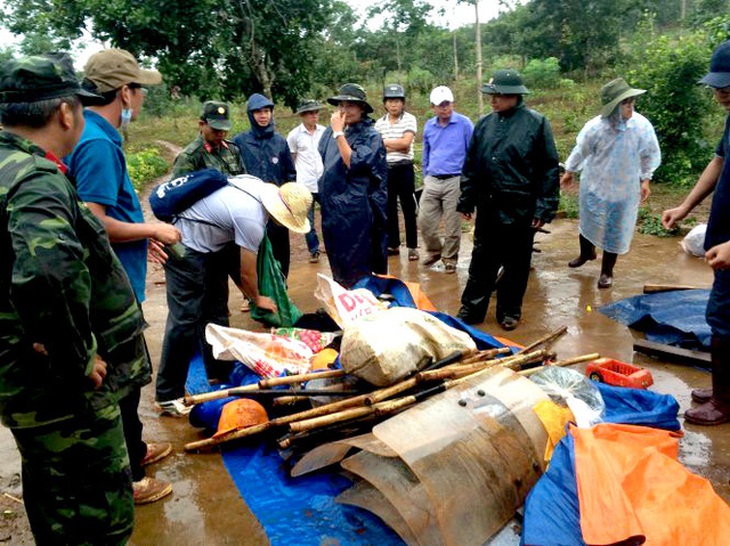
[457,102,559,225]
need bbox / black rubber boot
[568,235,597,268]
[598,251,617,289]
[685,336,730,426]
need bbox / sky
[1,0,510,69]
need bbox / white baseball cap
[429,86,454,105]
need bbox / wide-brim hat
[600,78,646,118]
[84,48,161,94]
[482,69,530,95]
[698,40,730,89]
[260,182,312,234]
[327,83,373,113]
[296,99,323,114]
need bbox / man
[375,84,419,261]
[156,177,311,415]
[66,48,178,504]
[457,69,559,330]
[234,94,297,277]
[662,40,730,425]
[287,99,325,263]
[0,52,147,544]
[171,100,245,177]
[319,83,388,287]
[419,85,474,273]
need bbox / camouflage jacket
[0,131,151,428]
[171,135,246,178]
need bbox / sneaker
[309,251,320,263]
[444,262,457,274]
[387,247,400,256]
[240,300,250,313]
[156,398,192,418]
[133,477,173,505]
[408,248,419,261]
[422,254,441,267]
[141,442,172,467]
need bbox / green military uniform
[0,53,149,545]
[171,134,246,177]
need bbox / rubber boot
[684,336,730,426]
[568,235,597,268]
[691,388,712,404]
[598,252,617,289]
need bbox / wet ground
[1,217,728,545]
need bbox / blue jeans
[305,192,320,254]
[707,269,730,338]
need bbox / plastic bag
[270,327,337,354]
[680,223,707,257]
[315,274,388,329]
[205,323,312,378]
[530,366,605,427]
[250,235,302,327]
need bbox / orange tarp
[572,423,730,546]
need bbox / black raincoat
[318,119,388,287]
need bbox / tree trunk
[453,32,459,80]
[475,0,483,115]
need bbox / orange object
[572,423,730,546]
[214,398,268,438]
[585,358,653,389]
[310,348,338,370]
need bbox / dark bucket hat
[600,78,645,118]
[201,100,232,131]
[295,99,323,115]
[0,52,105,106]
[327,83,373,113]
[699,40,730,89]
[482,69,530,95]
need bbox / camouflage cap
[0,52,104,105]
[295,99,323,115]
[84,48,162,93]
[201,100,231,130]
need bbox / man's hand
[153,223,181,245]
[88,354,108,389]
[661,206,688,230]
[330,110,346,133]
[706,241,730,270]
[640,179,651,204]
[148,239,170,264]
[255,295,278,314]
[532,218,545,229]
[560,171,575,190]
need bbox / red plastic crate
[585,358,654,389]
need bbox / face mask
[121,108,133,128]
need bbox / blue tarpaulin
[599,289,711,349]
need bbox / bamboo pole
[518,325,568,355]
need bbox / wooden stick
[518,325,568,355]
[3,492,23,505]
[184,368,347,405]
[272,396,309,406]
[643,283,704,294]
[517,353,600,376]
[460,346,511,364]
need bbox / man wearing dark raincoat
[318,83,388,287]
[234,93,297,277]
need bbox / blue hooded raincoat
[318,118,388,287]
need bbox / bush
[627,33,715,185]
[126,148,169,191]
[523,57,562,89]
[407,66,439,96]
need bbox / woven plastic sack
[340,307,477,386]
[315,274,388,329]
[205,323,313,378]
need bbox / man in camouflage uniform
[171,100,246,177]
[0,53,149,544]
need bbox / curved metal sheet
[290,433,396,477]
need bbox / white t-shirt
[287,123,325,193]
[177,176,267,253]
[374,111,418,163]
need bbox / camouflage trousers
[11,401,134,545]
